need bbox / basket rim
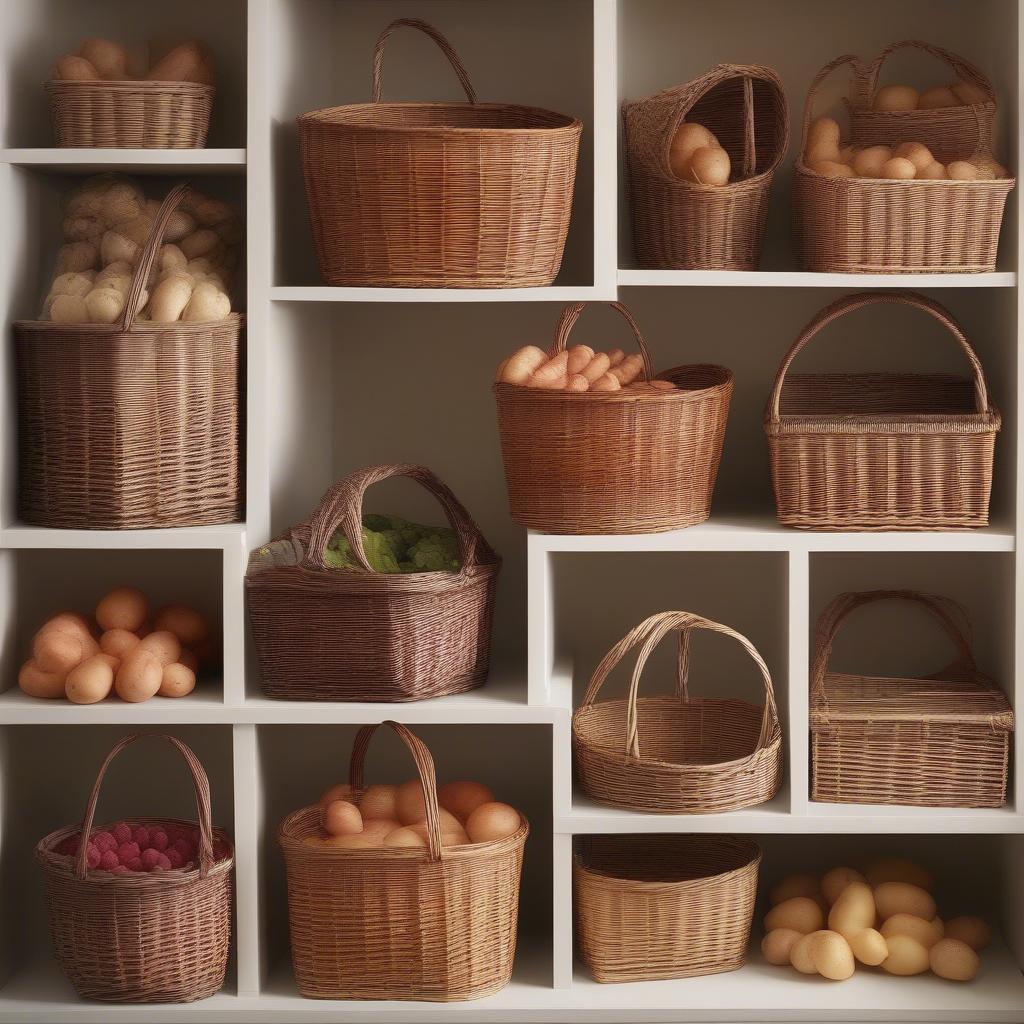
[493,364,734,404]
[14,311,245,333]
[45,78,215,95]
[793,161,1016,188]
[766,409,1002,435]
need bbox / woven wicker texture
[573,611,782,814]
[494,302,733,535]
[792,54,1014,274]
[575,834,761,983]
[297,18,581,288]
[246,464,500,701]
[279,721,528,1001]
[46,80,214,148]
[810,591,1013,808]
[35,734,234,1003]
[623,64,789,269]
[765,291,1000,531]
[848,40,996,163]
[14,183,242,530]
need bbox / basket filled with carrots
[493,301,733,534]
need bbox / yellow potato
[852,146,893,177]
[894,141,934,172]
[880,157,917,180]
[810,160,854,178]
[944,916,991,951]
[947,160,979,181]
[765,896,825,935]
[882,934,930,975]
[807,116,841,153]
[53,55,99,81]
[358,784,398,821]
[918,85,958,109]
[669,122,716,178]
[158,662,196,698]
[686,146,731,186]
[829,882,876,933]
[762,928,803,966]
[873,84,919,111]
[874,882,937,922]
[78,38,129,80]
[810,931,856,981]
[881,913,944,949]
[790,931,826,974]
[769,874,820,906]
[929,938,979,981]
[847,928,888,966]
[866,858,933,890]
[822,867,866,905]
[918,161,948,180]
[65,655,114,704]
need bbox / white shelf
[270,285,614,304]
[0,522,247,550]
[618,269,1019,289]
[0,148,246,173]
[0,685,229,724]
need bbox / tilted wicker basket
[279,721,528,1001]
[765,291,1000,531]
[811,591,1013,808]
[297,18,581,288]
[573,610,782,814]
[623,63,789,269]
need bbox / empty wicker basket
[36,734,234,1003]
[298,18,581,288]
[623,63,789,269]
[811,590,1014,808]
[494,302,733,534]
[279,721,528,1001]
[573,610,782,814]
[575,834,761,983]
[246,464,500,701]
[765,291,1000,531]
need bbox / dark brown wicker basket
[297,18,581,288]
[36,734,234,1003]
[623,64,789,270]
[494,302,733,534]
[14,183,242,530]
[246,464,500,701]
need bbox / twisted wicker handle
[866,40,995,104]
[75,733,215,880]
[372,19,476,104]
[348,721,444,861]
[552,302,653,381]
[581,610,779,763]
[303,463,492,574]
[767,291,992,423]
[801,53,870,153]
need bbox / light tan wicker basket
[575,834,761,983]
[46,80,213,148]
[623,63,789,269]
[811,590,1013,808]
[765,291,1000,531]
[792,54,1014,274]
[279,721,527,1001]
[297,18,581,288]
[573,610,782,814]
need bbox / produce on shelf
[52,37,214,85]
[802,116,1010,180]
[761,857,991,982]
[323,514,461,573]
[39,174,240,324]
[495,344,676,394]
[872,80,989,111]
[51,821,230,874]
[18,587,215,704]
[668,121,731,185]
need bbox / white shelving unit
[1,0,1023,1021]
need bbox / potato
[875,882,937,922]
[100,628,140,660]
[873,85,919,111]
[765,896,825,935]
[947,161,979,181]
[84,287,125,324]
[114,649,162,702]
[669,122,715,178]
[686,146,730,186]
[18,660,67,699]
[140,630,182,667]
[810,160,854,178]
[395,780,427,824]
[952,80,990,106]
[880,157,917,180]
[806,116,841,154]
[55,241,99,275]
[769,874,820,906]
[33,628,89,674]
[146,42,206,84]
[852,146,893,178]
[358,784,398,821]
[790,931,826,974]
[866,858,933,890]
[944,916,991,951]
[158,662,196,698]
[78,38,129,80]
[179,229,220,260]
[882,934,930,975]
[893,142,934,172]
[50,294,88,323]
[918,161,948,180]
[810,931,856,981]
[65,655,115,704]
[822,867,866,905]
[829,882,876,933]
[881,913,944,949]
[848,928,888,966]
[918,85,958,109]
[929,938,979,981]
[53,55,99,81]
[96,587,147,632]
[153,605,210,646]
[762,928,803,965]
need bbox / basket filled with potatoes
[793,52,1014,274]
[47,36,215,148]
[623,63,788,270]
[13,176,242,529]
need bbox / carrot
[607,348,626,367]
[499,345,547,384]
[566,345,595,376]
[580,353,611,383]
[611,354,644,386]
[528,351,570,389]
[566,374,589,392]
[590,372,621,392]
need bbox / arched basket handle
[800,53,870,154]
[372,19,477,104]
[551,302,654,381]
[864,40,995,106]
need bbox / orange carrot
[580,352,611,383]
[590,372,621,392]
[566,345,595,376]
[611,354,644,386]
[528,351,570,388]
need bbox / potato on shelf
[51,37,214,86]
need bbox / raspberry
[112,823,132,844]
[141,848,161,869]
[116,842,140,863]
[153,853,172,872]
[99,850,120,870]
[172,838,194,861]
[86,844,101,870]
[109,864,131,875]
[132,826,150,849]
[149,829,169,851]
[54,835,80,856]
[166,849,184,869]
[92,831,116,853]
[126,857,143,871]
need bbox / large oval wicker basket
[494,302,733,534]
[279,721,528,1001]
[297,18,581,288]
[623,63,789,269]
[575,834,761,983]
[246,464,500,701]
[35,734,234,1003]
[765,291,1000,531]
[573,610,782,814]
[14,183,242,530]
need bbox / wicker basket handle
[801,53,871,153]
[551,302,653,381]
[767,291,992,423]
[120,182,191,333]
[581,610,779,762]
[865,40,995,105]
[74,733,216,881]
[348,721,444,861]
[811,590,979,707]
[302,463,492,574]
[372,19,476,104]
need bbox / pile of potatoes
[668,122,732,186]
[871,81,989,112]
[761,857,992,983]
[19,587,216,704]
[803,116,1009,181]
[495,344,675,394]
[42,173,240,325]
[53,37,213,86]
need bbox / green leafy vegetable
[325,514,461,574]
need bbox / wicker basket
[575,834,761,983]
[35,734,234,1003]
[14,183,242,530]
[573,610,782,814]
[279,721,528,1001]
[494,302,733,534]
[848,40,996,163]
[811,590,1014,808]
[246,464,500,701]
[792,54,1014,274]
[765,291,1000,531]
[623,64,789,270]
[297,18,581,288]
[46,80,214,148]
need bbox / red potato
[498,345,547,384]
[566,345,595,375]
[19,660,67,699]
[580,353,611,383]
[590,372,621,392]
